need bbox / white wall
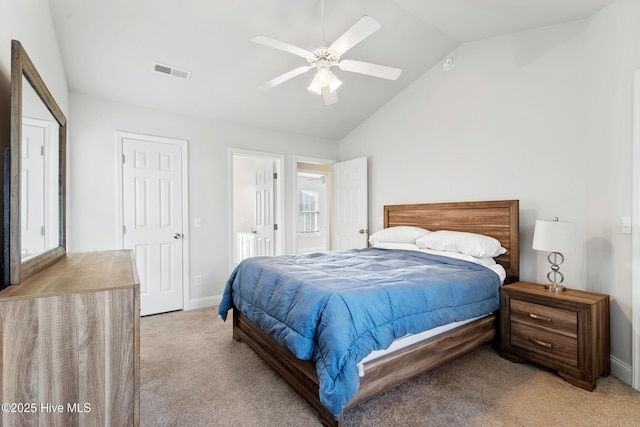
[341,20,589,284]
[69,92,339,308]
[585,0,640,379]
[339,0,640,381]
[0,0,69,115]
[0,0,69,282]
[4,0,638,383]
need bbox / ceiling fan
[252,1,402,106]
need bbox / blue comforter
[218,248,500,419]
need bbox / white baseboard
[184,295,221,311]
[610,355,633,385]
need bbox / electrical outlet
[622,216,632,235]
[195,275,202,285]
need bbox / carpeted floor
[140,308,640,426]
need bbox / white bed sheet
[356,251,506,377]
[357,315,487,377]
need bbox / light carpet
[140,308,640,426]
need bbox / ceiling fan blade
[257,66,313,90]
[322,86,338,105]
[251,36,312,59]
[339,59,402,80]
[330,16,381,55]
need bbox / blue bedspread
[218,248,500,419]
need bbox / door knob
[174,233,183,239]
[359,229,368,234]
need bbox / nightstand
[499,281,610,391]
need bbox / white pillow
[372,242,421,251]
[415,230,507,258]
[368,226,431,245]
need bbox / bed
[219,200,519,426]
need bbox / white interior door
[253,158,275,256]
[332,157,368,250]
[21,123,46,257]
[122,137,184,316]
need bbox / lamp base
[545,283,566,292]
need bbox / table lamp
[532,217,576,292]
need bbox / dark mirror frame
[9,40,66,285]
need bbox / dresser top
[0,250,139,301]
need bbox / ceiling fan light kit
[307,61,342,95]
[252,2,401,106]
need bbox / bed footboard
[232,307,341,426]
[232,307,496,426]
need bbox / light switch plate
[622,216,632,235]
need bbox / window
[298,189,320,234]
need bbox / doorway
[296,163,331,254]
[230,149,283,270]
[292,156,336,254]
[291,156,369,254]
[116,131,189,316]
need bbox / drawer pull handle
[529,337,552,348]
[529,313,552,322]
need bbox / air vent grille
[152,62,191,80]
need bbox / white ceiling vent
[152,62,191,80]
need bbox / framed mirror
[8,40,66,285]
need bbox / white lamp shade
[532,219,576,253]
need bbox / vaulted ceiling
[49,0,616,140]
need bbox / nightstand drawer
[511,322,578,365]
[511,299,577,337]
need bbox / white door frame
[229,148,284,273]
[115,131,190,310]
[632,69,640,390]
[291,155,337,254]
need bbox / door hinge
[122,154,126,164]
[41,225,45,236]
[123,225,126,234]
[273,172,278,179]
[274,224,278,231]
[41,146,45,156]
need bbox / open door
[332,157,368,250]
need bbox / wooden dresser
[0,250,140,426]
[499,281,610,391]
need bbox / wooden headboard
[384,200,519,282]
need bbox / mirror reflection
[21,76,60,260]
[8,39,67,286]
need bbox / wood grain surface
[0,250,139,426]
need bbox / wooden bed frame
[231,200,519,426]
